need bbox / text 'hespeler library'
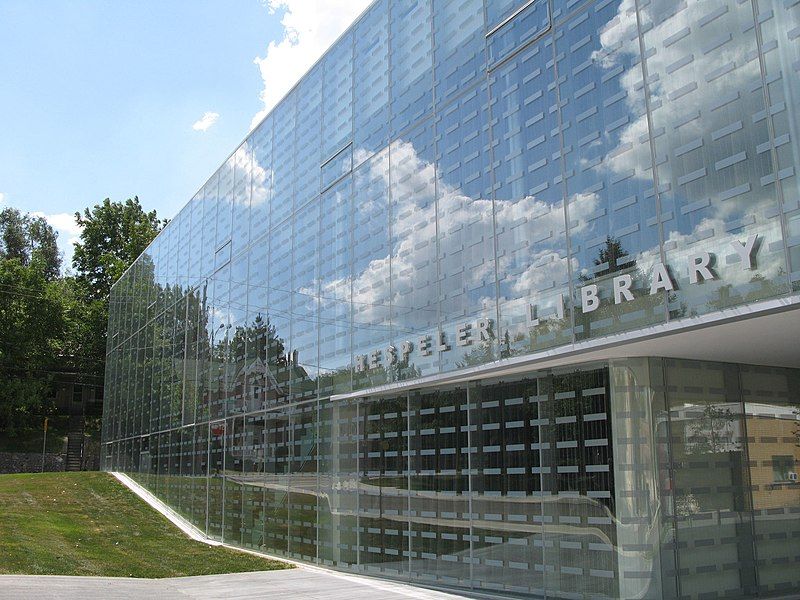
[101,0,800,597]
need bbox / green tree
[71,197,164,378]
[73,197,164,301]
[0,207,61,279]
[0,198,161,439]
[0,211,64,431]
[0,256,65,431]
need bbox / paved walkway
[0,568,468,600]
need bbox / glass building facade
[102,0,800,598]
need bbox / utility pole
[41,417,48,473]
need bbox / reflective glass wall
[104,357,800,599]
[103,0,800,597]
[107,363,622,597]
[610,359,800,600]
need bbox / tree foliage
[0,212,64,429]
[0,256,65,430]
[73,197,164,301]
[70,197,164,378]
[0,207,61,279]
[0,197,162,433]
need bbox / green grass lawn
[0,471,292,578]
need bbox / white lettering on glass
[730,234,759,270]
[689,252,715,284]
[613,274,634,304]
[581,284,600,313]
[650,263,675,294]
[456,323,471,346]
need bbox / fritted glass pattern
[102,1,800,598]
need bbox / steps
[65,415,85,472]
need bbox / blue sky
[0,0,369,268]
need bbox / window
[213,240,231,272]
[773,455,796,483]
[320,143,352,191]
[486,0,550,65]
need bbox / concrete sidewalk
[0,567,468,600]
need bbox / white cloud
[249,143,273,208]
[312,140,601,334]
[32,211,81,269]
[250,0,371,130]
[35,211,81,237]
[192,111,220,132]
[0,193,5,205]
[597,0,762,183]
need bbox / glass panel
[558,0,666,341]
[246,237,271,411]
[754,0,800,289]
[183,289,201,426]
[432,0,485,106]
[267,216,292,408]
[228,254,249,415]
[408,386,470,588]
[540,369,617,598]
[318,398,360,569]
[321,143,352,191]
[740,364,800,595]
[488,0,550,65]
[640,1,789,319]
[231,145,252,256]
[664,359,757,599]
[288,401,318,561]
[390,0,433,135]
[191,423,209,532]
[251,115,273,240]
[241,412,265,551]
[170,296,186,426]
[491,35,574,358]
[354,0,389,161]
[197,282,212,424]
[188,193,204,289]
[207,420,226,540]
[358,394,409,578]
[271,95,296,230]
[148,312,161,437]
[223,415,242,543]
[156,310,172,431]
[609,358,674,600]
[201,174,218,279]
[158,431,171,508]
[389,124,440,379]
[487,0,533,28]
[318,176,353,397]
[469,376,546,596]
[294,65,322,209]
[322,33,353,159]
[289,206,319,405]
[217,158,234,249]
[179,426,194,521]
[209,263,231,421]
[435,83,497,372]
[351,150,392,391]
[264,407,290,556]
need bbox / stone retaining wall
[0,451,65,474]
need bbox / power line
[0,283,55,302]
[0,363,105,382]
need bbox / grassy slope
[0,471,292,578]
